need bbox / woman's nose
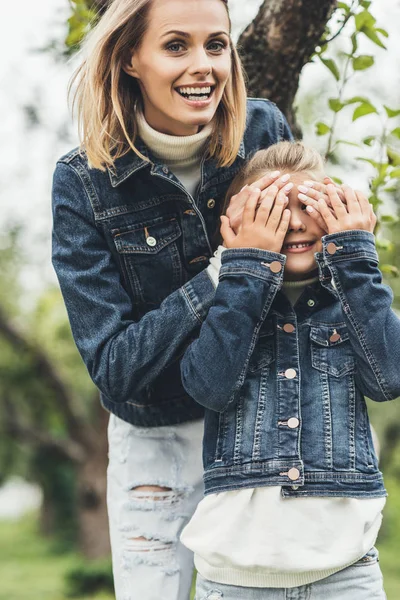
[188,48,212,75]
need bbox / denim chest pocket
[248,325,275,373]
[111,215,183,309]
[310,324,355,377]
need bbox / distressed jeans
[195,547,386,599]
[107,414,204,600]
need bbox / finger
[326,184,348,218]
[341,184,360,214]
[302,180,346,205]
[220,215,236,246]
[354,189,370,215]
[242,188,261,228]
[318,198,338,228]
[255,185,281,225]
[298,193,336,218]
[276,208,291,239]
[305,205,329,232]
[248,170,283,192]
[268,190,289,231]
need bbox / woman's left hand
[307,183,376,235]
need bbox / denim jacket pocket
[248,326,275,373]
[310,323,355,378]
[111,215,183,309]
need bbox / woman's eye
[167,43,185,53]
[207,41,226,52]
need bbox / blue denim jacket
[52,98,292,427]
[180,231,400,498]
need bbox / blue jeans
[107,414,204,600]
[195,548,386,599]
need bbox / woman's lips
[175,87,215,108]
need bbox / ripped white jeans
[107,414,204,600]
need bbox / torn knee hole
[131,485,172,500]
[126,536,173,552]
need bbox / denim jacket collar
[107,136,246,188]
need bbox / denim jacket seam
[325,251,378,264]
[180,285,205,325]
[66,159,102,216]
[220,267,283,283]
[329,268,392,401]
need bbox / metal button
[287,417,300,429]
[269,261,282,273]
[330,332,341,343]
[288,467,300,481]
[284,368,297,379]
[292,485,299,490]
[327,242,338,255]
[307,299,315,307]
[162,166,169,174]
[146,236,157,247]
[283,323,295,333]
[207,199,216,209]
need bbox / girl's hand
[220,185,291,253]
[226,172,291,232]
[312,184,376,235]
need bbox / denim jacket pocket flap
[310,324,355,377]
[248,328,275,372]
[112,217,181,255]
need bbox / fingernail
[281,174,290,183]
[303,181,315,187]
[253,187,261,194]
[298,185,308,194]
[271,170,280,178]
[298,193,308,201]
[283,182,293,193]
[306,206,314,213]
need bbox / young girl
[51,0,293,598]
[180,142,399,599]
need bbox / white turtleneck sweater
[136,110,213,198]
[181,246,385,589]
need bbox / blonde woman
[51,0,292,598]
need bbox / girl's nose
[288,208,306,232]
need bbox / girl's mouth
[283,241,315,253]
[175,85,215,106]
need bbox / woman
[51,0,292,598]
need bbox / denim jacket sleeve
[180,249,286,412]
[319,229,400,402]
[52,162,216,404]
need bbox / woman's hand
[226,172,291,232]
[220,184,291,253]
[307,184,376,235]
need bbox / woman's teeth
[177,86,212,100]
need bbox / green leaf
[376,240,393,251]
[316,122,331,136]
[384,106,400,118]
[320,57,340,81]
[361,27,387,49]
[336,140,360,148]
[344,96,370,105]
[376,27,389,38]
[352,55,374,70]
[352,102,377,121]
[355,10,376,31]
[380,264,399,277]
[356,157,380,169]
[337,1,350,12]
[387,148,400,166]
[390,128,400,139]
[329,98,345,113]
[360,0,372,8]
[331,176,343,185]
[389,168,400,178]
[363,136,375,146]
[351,33,358,54]
[380,215,399,224]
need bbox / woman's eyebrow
[160,30,229,39]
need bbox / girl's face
[124,0,232,136]
[281,172,325,281]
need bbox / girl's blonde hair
[69,0,247,171]
[222,141,325,215]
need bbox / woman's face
[124,0,232,136]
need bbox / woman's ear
[122,52,140,78]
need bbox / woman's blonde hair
[222,141,325,215]
[69,0,247,171]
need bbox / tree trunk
[238,0,337,136]
[76,405,110,559]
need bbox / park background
[0,0,399,598]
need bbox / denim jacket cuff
[220,247,286,284]
[320,230,378,264]
[181,269,216,323]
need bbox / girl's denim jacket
[52,99,292,427]
[180,232,400,498]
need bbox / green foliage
[65,560,114,597]
[66,1,98,52]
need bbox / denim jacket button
[146,236,157,247]
[288,468,300,481]
[284,368,297,379]
[287,417,300,429]
[330,332,341,343]
[283,323,295,333]
[307,299,315,307]
[162,166,169,174]
[327,242,338,255]
[269,261,282,273]
[207,199,216,209]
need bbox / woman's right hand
[220,185,291,253]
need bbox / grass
[1,479,400,600]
